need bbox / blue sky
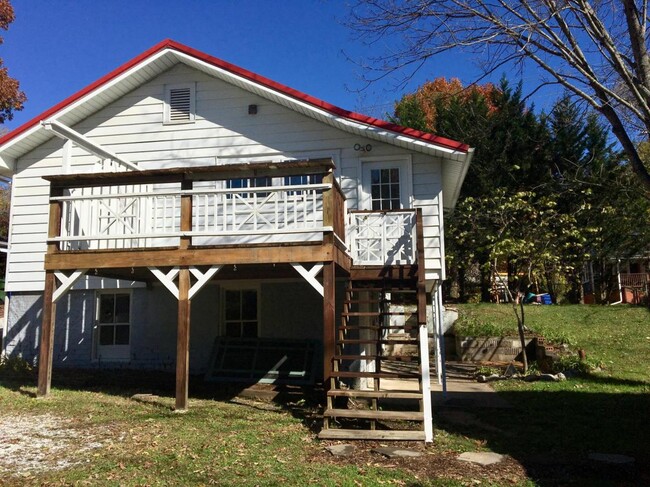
[2,1,547,133]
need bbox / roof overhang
[0,39,473,204]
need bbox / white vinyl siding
[5,62,445,291]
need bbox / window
[362,159,411,211]
[224,288,258,338]
[96,292,131,361]
[226,176,272,198]
[164,83,196,123]
[284,174,323,195]
[370,168,401,210]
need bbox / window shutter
[168,87,192,122]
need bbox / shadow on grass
[435,375,650,486]
[0,367,325,434]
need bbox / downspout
[611,259,623,305]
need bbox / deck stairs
[319,273,430,441]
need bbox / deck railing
[45,160,345,251]
[620,273,650,287]
[347,210,417,265]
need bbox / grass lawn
[450,304,650,485]
[0,304,648,486]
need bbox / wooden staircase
[319,273,432,441]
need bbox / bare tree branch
[347,0,650,193]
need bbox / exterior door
[96,291,131,361]
[361,160,411,210]
[356,159,415,265]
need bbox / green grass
[450,304,650,486]
[0,304,648,486]
[454,303,650,381]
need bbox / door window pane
[115,325,130,345]
[370,168,401,210]
[115,294,130,323]
[98,293,131,347]
[99,325,114,346]
[99,295,115,323]
[241,290,257,320]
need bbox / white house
[0,40,473,441]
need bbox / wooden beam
[45,244,336,270]
[322,261,335,390]
[37,271,57,397]
[47,187,63,255]
[180,180,192,250]
[175,268,191,411]
[42,119,141,172]
[44,158,336,189]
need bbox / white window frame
[221,283,261,338]
[94,290,132,362]
[360,156,413,210]
[163,82,196,124]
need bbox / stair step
[338,325,419,331]
[344,299,385,304]
[341,311,412,317]
[337,339,419,345]
[330,373,421,381]
[318,429,426,441]
[328,390,423,400]
[349,287,385,292]
[334,354,419,361]
[324,408,424,421]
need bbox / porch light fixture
[248,104,257,115]
[354,143,372,152]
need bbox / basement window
[164,83,196,124]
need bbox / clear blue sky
[2,0,548,133]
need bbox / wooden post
[37,271,57,397]
[322,260,336,390]
[180,179,192,250]
[175,267,191,410]
[37,185,63,397]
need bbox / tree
[349,0,650,194]
[394,78,552,300]
[0,0,25,123]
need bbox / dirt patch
[312,440,529,485]
[0,413,107,476]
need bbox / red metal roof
[0,39,470,153]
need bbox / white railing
[54,183,330,250]
[348,210,417,265]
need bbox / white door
[355,160,416,265]
[361,160,412,210]
[96,291,131,362]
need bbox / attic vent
[164,83,195,123]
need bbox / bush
[0,355,36,379]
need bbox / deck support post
[175,267,191,411]
[322,261,336,391]
[37,271,57,397]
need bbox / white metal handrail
[348,210,417,265]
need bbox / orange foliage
[0,0,25,123]
[407,78,499,130]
